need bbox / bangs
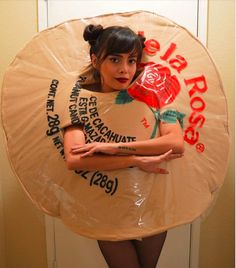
[101,28,143,60]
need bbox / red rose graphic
[128,63,180,109]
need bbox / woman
[64,24,184,268]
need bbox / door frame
[38,0,208,45]
[38,1,208,267]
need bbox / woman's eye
[129,58,137,64]
[109,57,119,63]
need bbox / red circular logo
[128,63,180,109]
[196,143,205,153]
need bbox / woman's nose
[119,62,128,74]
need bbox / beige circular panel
[1,11,230,240]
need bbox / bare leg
[132,231,167,268]
[97,240,140,268]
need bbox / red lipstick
[116,78,129,84]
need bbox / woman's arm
[71,121,184,157]
[117,120,184,155]
[63,125,182,173]
[64,125,135,170]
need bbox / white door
[38,1,207,267]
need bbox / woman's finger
[71,146,91,153]
[80,151,94,158]
[80,147,98,157]
[156,150,173,162]
[165,153,184,160]
[71,145,85,150]
[163,149,173,157]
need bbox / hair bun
[83,24,103,45]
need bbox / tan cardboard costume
[1,11,230,240]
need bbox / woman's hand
[71,142,117,157]
[135,149,183,174]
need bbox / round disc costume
[1,11,230,240]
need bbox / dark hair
[83,24,146,82]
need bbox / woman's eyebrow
[109,53,122,57]
[109,53,138,58]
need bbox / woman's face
[93,53,138,93]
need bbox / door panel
[39,1,205,267]
[52,218,190,268]
[46,0,198,36]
